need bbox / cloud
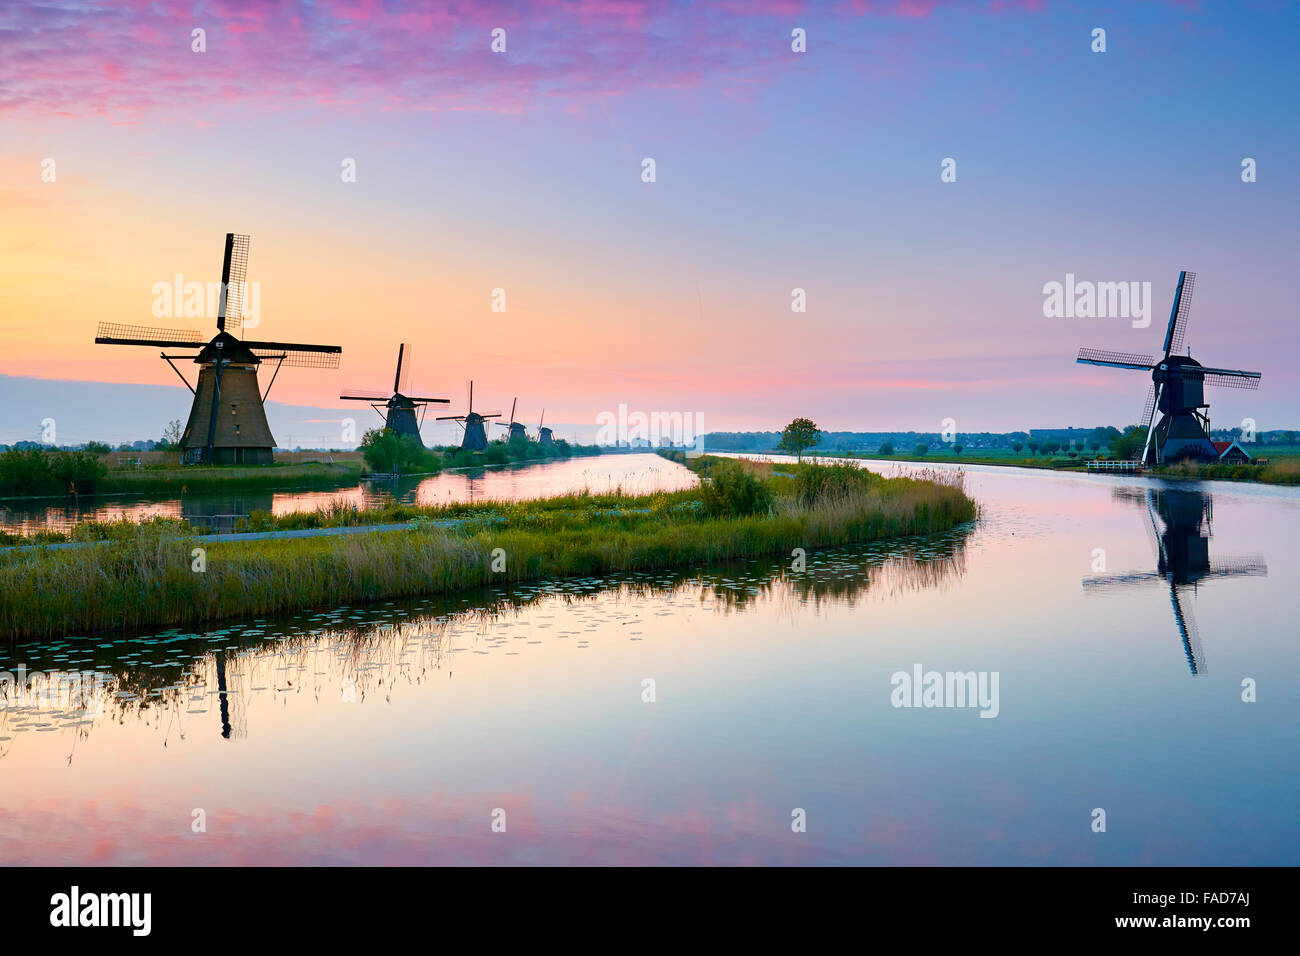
[0,0,1042,119]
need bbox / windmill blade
[1201,372,1261,390]
[1144,491,1169,566]
[340,389,392,402]
[434,414,466,422]
[1160,270,1195,358]
[1077,347,1154,370]
[406,395,451,405]
[394,343,413,395]
[539,409,545,429]
[1204,555,1268,578]
[478,412,503,419]
[1082,571,1164,591]
[509,397,517,425]
[1183,366,1262,390]
[250,347,341,369]
[1169,583,1206,676]
[95,322,205,348]
[1137,383,1156,434]
[217,233,251,331]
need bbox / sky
[1,0,1297,447]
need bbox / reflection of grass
[0,537,971,755]
[0,457,975,639]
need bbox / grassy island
[0,456,976,640]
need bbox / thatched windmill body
[339,344,448,448]
[536,409,553,446]
[435,381,501,451]
[94,234,341,464]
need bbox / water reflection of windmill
[339,344,449,448]
[1082,487,1267,674]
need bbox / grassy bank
[1154,458,1300,485]
[0,449,364,500]
[97,460,364,495]
[0,456,975,640]
[0,439,603,502]
[714,447,1300,486]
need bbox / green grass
[95,460,364,495]
[748,447,1300,484]
[1155,457,1300,485]
[0,457,975,640]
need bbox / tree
[0,447,51,496]
[1109,425,1146,461]
[1042,440,1060,456]
[83,441,111,455]
[360,427,423,475]
[878,441,894,456]
[952,444,963,455]
[49,451,107,494]
[1027,441,1039,455]
[913,443,929,456]
[1012,441,1023,453]
[777,418,821,463]
[159,419,183,448]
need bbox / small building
[1211,440,1254,464]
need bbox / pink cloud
[0,0,1044,120]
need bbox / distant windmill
[435,381,501,451]
[1076,271,1261,465]
[536,409,553,446]
[1082,486,1266,675]
[93,233,341,465]
[495,397,528,443]
[339,344,449,448]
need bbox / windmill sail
[95,322,205,348]
[218,233,251,330]
[1161,270,1195,357]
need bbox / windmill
[339,344,449,448]
[536,409,554,446]
[434,381,501,451]
[1076,271,1261,465]
[94,233,342,465]
[1082,486,1266,675]
[495,397,528,444]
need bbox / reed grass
[95,460,364,495]
[1157,457,1300,485]
[0,457,975,640]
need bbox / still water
[0,455,1296,865]
[0,454,695,534]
